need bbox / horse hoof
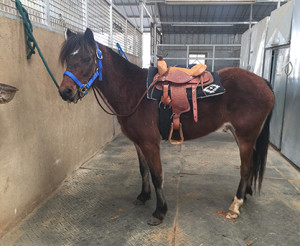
[133,199,146,205]
[147,216,163,226]
[226,211,239,219]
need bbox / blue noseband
[63,43,102,97]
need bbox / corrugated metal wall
[0,0,142,57]
[242,0,300,168]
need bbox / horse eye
[67,61,79,69]
[82,57,91,63]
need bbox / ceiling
[113,0,288,34]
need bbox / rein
[92,78,159,117]
[63,44,103,98]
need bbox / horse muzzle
[59,87,81,103]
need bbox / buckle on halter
[80,86,88,95]
[96,49,102,60]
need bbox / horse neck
[96,45,148,114]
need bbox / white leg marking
[226,196,244,219]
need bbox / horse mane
[101,43,145,76]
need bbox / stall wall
[240,0,300,168]
[281,0,300,168]
[240,17,269,76]
[0,16,139,237]
[267,47,290,149]
[265,0,293,48]
[241,1,293,76]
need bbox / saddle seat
[158,60,207,77]
[153,59,213,145]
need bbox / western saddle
[153,57,214,145]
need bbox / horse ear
[65,29,76,39]
[84,28,95,46]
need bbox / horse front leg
[137,141,168,226]
[133,144,151,205]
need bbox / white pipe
[140,1,144,33]
[277,0,281,8]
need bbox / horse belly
[179,97,226,141]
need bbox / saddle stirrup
[168,123,184,145]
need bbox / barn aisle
[1,131,299,246]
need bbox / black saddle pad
[146,66,225,100]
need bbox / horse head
[59,28,101,103]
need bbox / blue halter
[63,43,102,97]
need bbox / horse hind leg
[227,138,255,219]
[133,144,151,205]
[227,112,271,219]
[223,124,254,200]
[245,170,253,199]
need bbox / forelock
[59,33,89,64]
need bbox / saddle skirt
[147,67,225,101]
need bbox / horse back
[180,67,274,141]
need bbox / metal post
[277,0,281,8]
[153,23,157,66]
[125,20,128,53]
[247,3,253,70]
[109,0,113,48]
[140,1,144,33]
[46,0,50,27]
[186,45,189,68]
[85,0,88,28]
[212,45,215,72]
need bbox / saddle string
[92,77,160,117]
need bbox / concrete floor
[1,131,300,246]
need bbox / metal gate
[153,43,241,71]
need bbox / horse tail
[252,111,272,192]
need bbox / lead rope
[15,0,59,89]
[92,78,160,117]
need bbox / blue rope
[116,43,128,61]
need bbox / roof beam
[113,0,285,5]
[146,0,285,3]
[142,2,154,22]
[113,1,157,6]
[159,21,258,26]
[154,2,161,24]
